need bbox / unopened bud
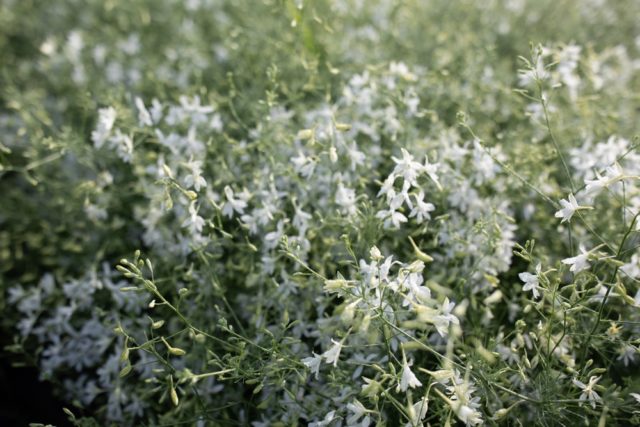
[161,337,186,356]
[119,363,132,378]
[170,387,179,406]
[408,236,433,263]
[152,320,165,329]
[162,163,174,179]
[323,278,350,293]
[296,129,314,140]
[329,146,338,163]
[169,346,186,356]
[120,347,130,362]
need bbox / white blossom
[322,339,343,367]
[400,359,422,391]
[554,193,590,223]
[562,245,591,273]
[92,107,117,148]
[183,158,207,191]
[572,376,602,409]
[222,186,249,218]
[302,353,322,379]
[135,97,153,126]
[519,263,542,299]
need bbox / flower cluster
[2,0,640,426]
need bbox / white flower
[378,174,397,198]
[302,353,322,379]
[562,245,591,273]
[584,163,624,196]
[519,263,542,299]
[346,141,365,170]
[183,158,207,191]
[392,148,424,188]
[336,183,357,216]
[409,191,435,223]
[91,107,117,148]
[621,253,640,279]
[572,375,602,409]
[617,344,637,367]
[322,339,343,367]
[182,202,205,234]
[135,97,153,127]
[405,396,429,427]
[433,297,459,337]
[291,151,316,178]
[346,399,369,425]
[554,193,590,223]
[376,208,407,229]
[110,129,134,162]
[630,393,640,405]
[584,171,608,195]
[222,186,248,218]
[369,246,383,261]
[150,98,163,122]
[455,404,483,426]
[422,155,442,190]
[400,359,422,391]
[309,410,336,427]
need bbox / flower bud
[170,387,179,406]
[162,164,174,179]
[296,129,314,140]
[119,363,132,378]
[152,320,165,329]
[408,237,433,263]
[120,347,130,362]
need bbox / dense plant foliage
[2,0,640,425]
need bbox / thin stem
[580,212,640,367]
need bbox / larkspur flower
[405,396,429,427]
[183,158,207,191]
[392,148,424,188]
[422,155,442,190]
[519,263,542,299]
[346,399,369,425]
[617,344,637,367]
[573,376,602,409]
[376,208,408,229]
[92,107,117,148]
[562,245,591,273]
[409,191,435,223]
[434,297,459,337]
[378,174,397,198]
[302,353,322,379]
[135,97,153,127]
[322,339,343,367]
[554,193,590,223]
[308,411,336,427]
[400,358,422,391]
[584,163,624,196]
[181,202,205,234]
[336,183,357,216]
[222,186,249,218]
